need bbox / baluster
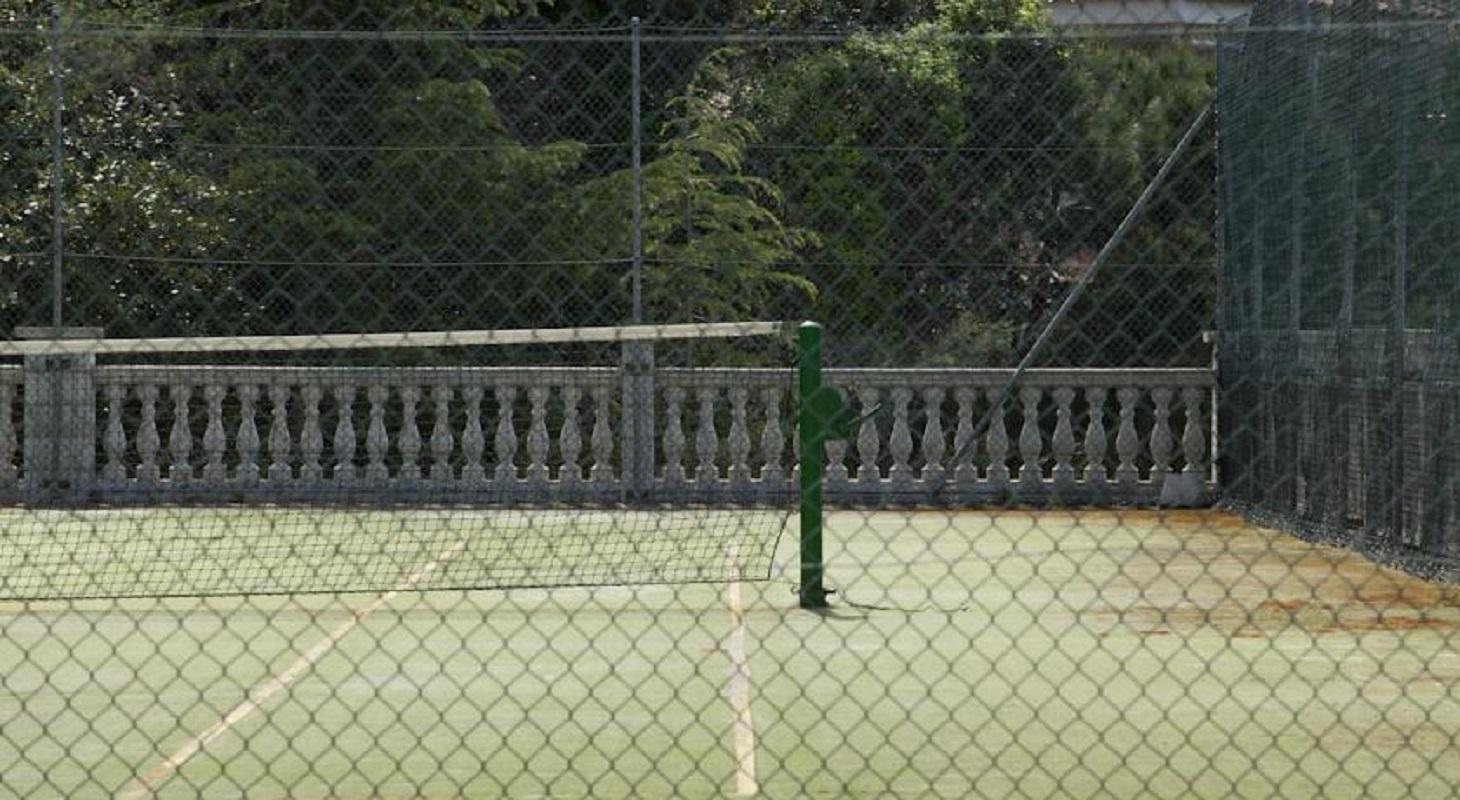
[493,386,517,483]
[137,383,160,485]
[365,385,389,483]
[1052,387,1076,492]
[760,386,784,485]
[663,386,686,486]
[526,386,550,485]
[888,387,915,487]
[696,387,720,487]
[920,387,945,485]
[202,384,227,484]
[1017,387,1043,486]
[856,387,881,484]
[268,385,292,483]
[953,388,976,487]
[167,383,192,483]
[235,384,260,484]
[462,386,486,483]
[826,438,849,488]
[556,386,579,485]
[590,386,614,484]
[333,385,357,483]
[398,386,421,482]
[1151,387,1174,485]
[101,384,126,484]
[430,385,454,483]
[1083,387,1108,486]
[1115,387,1140,490]
[728,387,751,486]
[300,384,324,483]
[985,388,1009,490]
[1181,386,1207,480]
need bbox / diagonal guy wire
[930,103,1214,499]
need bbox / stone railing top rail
[818,367,1213,387]
[94,365,621,387]
[87,364,1215,388]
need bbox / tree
[0,0,1219,369]
[0,21,58,331]
[1041,40,1216,366]
[556,49,816,325]
[743,1,1096,364]
[734,3,1215,366]
[5,0,590,337]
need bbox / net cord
[0,321,786,356]
[929,104,1213,498]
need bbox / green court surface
[2,509,1459,798]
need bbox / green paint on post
[798,321,828,609]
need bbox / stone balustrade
[814,368,1213,504]
[0,363,1215,505]
[91,366,624,503]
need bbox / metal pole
[621,18,651,496]
[42,3,65,501]
[1334,129,1357,529]
[48,4,64,332]
[1390,33,1410,545]
[630,17,643,324]
[797,321,827,610]
[1286,29,1322,516]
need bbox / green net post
[798,321,829,609]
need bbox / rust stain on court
[1078,511,1460,639]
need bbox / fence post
[48,5,65,331]
[618,18,655,501]
[17,327,101,499]
[1389,31,1410,546]
[629,16,643,324]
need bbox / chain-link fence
[0,1,1457,797]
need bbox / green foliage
[562,49,817,322]
[57,0,544,28]
[740,16,1215,365]
[0,31,51,282]
[0,0,1218,368]
[748,13,1096,363]
[937,0,1048,32]
[1044,40,1216,366]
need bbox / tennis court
[6,4,1460,796]
[4,508,1457,799]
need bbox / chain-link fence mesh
[0,1,1457,797]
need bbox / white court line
[117,539,469,800]
[724,547,759,797]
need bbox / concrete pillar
[620,341,655,500]
[16,326,100,498]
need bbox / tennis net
[0,322,803,600]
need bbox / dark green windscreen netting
[1218,0,1460,574]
